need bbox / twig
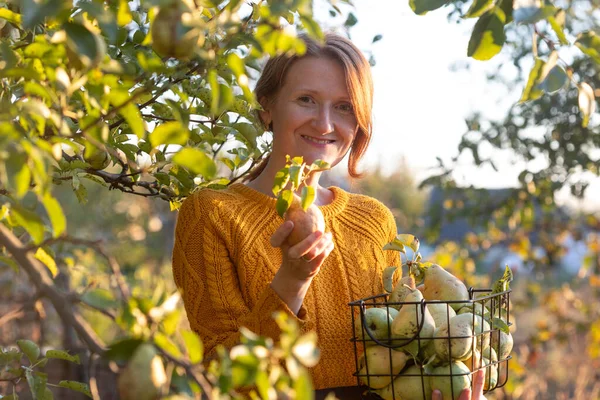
[0,224,107,354]
[0,305,25,327]
[159,350,213,399]
[88,353,101,400]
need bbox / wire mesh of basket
[348,288,512,400]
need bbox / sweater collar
[228,183,349,219]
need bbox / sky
[313,0,600,213]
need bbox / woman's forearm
[270,271,312,315]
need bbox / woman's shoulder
[343,190,394,218]
[177,185,248,218]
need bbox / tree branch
[0,224,107,354]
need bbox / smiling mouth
[301,135,335,145]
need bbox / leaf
[491,317,510,334]
[293,369,314,400]
[272,167,290,196]
[171,148,217,178]
[226,52,245,77]
[182,330,204,364]
[292,332,319,368]
[117,0,133,26]
[5,151,30,199]
[81,288,117,310]
[372,34,383,43]
[383,238,407,253]
[344,12,358,27]
[17,339,40,364]
[63,22,105,69]
[548,9,568,45]
[21,0,63,30]
[109,91,145,139]
[513,5,556,24]
[0,8,22,25]
[45,350,80,364]
[519,57,545,102]
[393,233,420,252]
[575,31,600,64]
[289,164,302,190]
[25,369,47,400]
[11,204,45,244]
[467,9,506,61]
[578,82,596,128]
[276,189,293,217]
[300,185,315,211]
[103,338,144,363]
[0,255,19,273]
[409,0,448,15]
[149,121,189,147]
[464,0,495,18]
[154,332,183,358]
[35,247,58,278]
[541,65,568,94]
[41,193,66,238]
[58,381,92,398]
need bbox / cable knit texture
[172,183,400,390]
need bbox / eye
[298,96,313,104]
[337,102,354,113]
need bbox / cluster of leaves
[0,0,357,397]
[272,155,330,217]
[0,341,91,399]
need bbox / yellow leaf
[35,247,58,278]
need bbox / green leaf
[272,167,290,196]
[383,240,406,253]
[226,53,246,77]
[117,0,133,26]
[71,176,88,204]
[292,331,319,367]
[548,9,568,46]
[45,350,80,364]
[64,22,106,69]
[300,185,315,211]
[41,193,66,238]
[81,288,118,310]
[58,381,92,398]
[233,123,258,150]
[182,330,204,364]
[513,5,556,24]
[289,164,302,190]
[109,91,145,138]
[293,369,314,400]
[541,65,568,94]
[465,0,495,18]
[0,41,20,70]
[0,8,22,25]
[5,151,30,199]
[0,255,19,273]
[11,204,45,244]
[499,0,513,23]
[25,369,47,400]
[519,58,545,102]
[575,31,600,65]
[171,148,217,178]
[21,0,64,30]
[344,12,358,27]
[103,338,144,363]
[491,317,510,334]
[154,332,183,358]
[372,34,383,43]
[35,247,58,278]
[276,189,293,217]
[467,9,506,61]
[17,339,40,364]
[149,121,189,147]
[409,0,448,15]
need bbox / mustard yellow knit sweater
[171,183,400,390]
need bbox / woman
[172,32,486,399]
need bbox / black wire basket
[348,288,513,400]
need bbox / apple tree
[0,0,354,398]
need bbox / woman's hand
[432,368,487,400]
[269,221,334,314]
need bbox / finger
[288,230,324,259]
[458,387,472,400]
[270,221,294,247]
[432,389,442,400]
[472,368,486,399]
[299,232,333,262]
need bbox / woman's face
[261,56,359,169]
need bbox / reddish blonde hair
[246,32,374,181]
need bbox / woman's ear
[258,97,272,131]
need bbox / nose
[311,106,334,134]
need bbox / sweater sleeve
[172,192,310,359]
